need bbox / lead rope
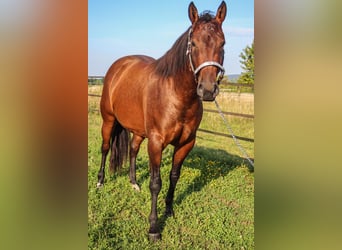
[214,100,255,170]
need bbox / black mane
[154,28,190,78]
[199,11,215,22]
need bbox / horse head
[187,1,227,101]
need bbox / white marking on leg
[131,183,141,192]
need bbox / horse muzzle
[197,81,219,101]
[193,61,224,101]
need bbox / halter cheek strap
[186,28,225,83]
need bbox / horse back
[101,55,155,136]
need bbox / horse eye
[191,41,196,47]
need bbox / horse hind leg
[97,118,115,188]
[129,134,144,191]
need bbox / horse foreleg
[97,119,114,187]
[165,138,196,217]
[129,134,144,191]
[147,136,163,241]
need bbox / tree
[237,40,254,84]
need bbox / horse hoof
[148,233,161,242]
[131,183,141,192]
[96,182,103,188]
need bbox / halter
[186,28,225,83]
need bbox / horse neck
[171,70,199,103]
[153,28,200,102]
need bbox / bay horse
[97,1,227,241]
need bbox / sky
[88,0,254,76]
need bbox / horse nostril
[197,83,204,97]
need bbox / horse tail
[109,121,130,173]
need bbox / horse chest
[168,113,201,146]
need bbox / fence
[88,77,254,143]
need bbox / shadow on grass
[101,144,253,238]
[158,145,253,234]
[176,146,249,201]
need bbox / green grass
[88,86,254,249]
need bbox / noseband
[186,28,225,83]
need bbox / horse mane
[199,11,215,22]
[154,11,216,78]
[154,28,190,78]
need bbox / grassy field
[88,85,254,249]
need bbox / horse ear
[216,1,227,24]
[188,2,198,24]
